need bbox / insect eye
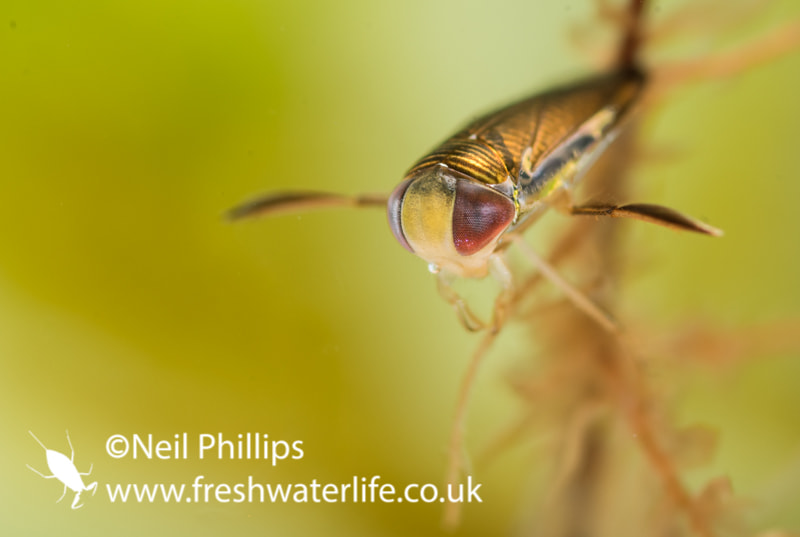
[387,178,414,253]
[452,181,515,256]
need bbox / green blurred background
[1,0,799,535]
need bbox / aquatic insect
[26,430,98,509]
[228,66,719,330]
[228,2,800,533]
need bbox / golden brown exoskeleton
[227,2,800,533]
[229,67,717,280]
[228,64,719,331]
[387,68,652,279]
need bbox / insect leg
[226,191,388,221]
[435,274,489,332]
[86,481,98,496]
[511,236,619,334]
[65,429,74,462]
[26,464,56,479]
[79,463,93,476]
[56,484,67,504]
[443,323,505,530]
[569,203,723,236]
[441,254,515,529]
[71,491,83,509]
[487,253,515,333]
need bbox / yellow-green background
[1,1,799,535]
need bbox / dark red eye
[387,178,414,253]
[452,181,515,256]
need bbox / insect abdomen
[404,69,645,194]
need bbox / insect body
[26,430,98,509]
[387,68,646,279]
[228,64,717,329]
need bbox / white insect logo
[26,430,98,509]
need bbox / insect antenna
[225,191,387,221]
